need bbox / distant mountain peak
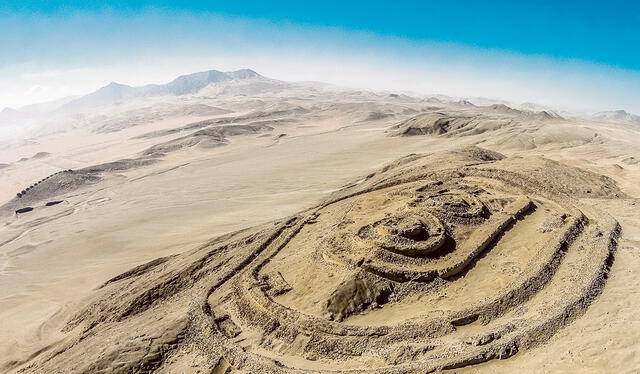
[104,81,128,88]
[592,109,640,127]
[228,68,262,78]
[0,106,28,125]
[1,107,18,114]
[59,68,267,113]
[594,109,634,118]
[96,82,133,94]
[164,69,264,95]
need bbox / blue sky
[1,1,639,112]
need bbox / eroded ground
[1,87,639,373]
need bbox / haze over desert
[1,2,640,373]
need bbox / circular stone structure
[206,166,619,373]
[356,211,446,256]
[17,152,622,374]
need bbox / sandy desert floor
[1,85,639,373]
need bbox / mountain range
[58,69,263,113]
[2,69,640,130]
[592,110,640,127]
[0,69,265,124]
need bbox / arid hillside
[1,77,639,373]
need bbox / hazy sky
[1,1,639,113]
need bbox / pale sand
[0,88,639,373]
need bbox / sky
[1,0,639,113]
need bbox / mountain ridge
[58,69,264,113]
[592,109,640,127]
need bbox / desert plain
[0,70,639,373]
